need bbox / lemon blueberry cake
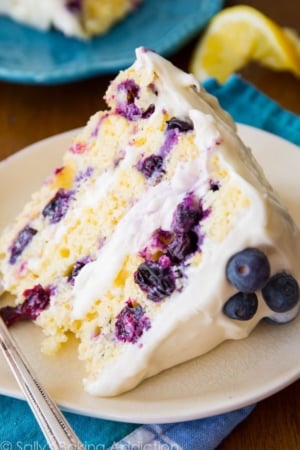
[0,48,300,396]
[0,0,142,38]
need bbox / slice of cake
[0,0,142,38]
[0,48,299,396]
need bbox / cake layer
[0,48,299,396]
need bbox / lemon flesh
[190,5,300,83]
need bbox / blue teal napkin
[1,75,299,449]
[204,74,300,146]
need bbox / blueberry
[167,231,198,263]
[0,284,51,327]
[166,117,194,132]
[134,261,175,302]
[116,80,141,121]
[142,104,155,119]
[226,247,270,293]
[65,0,82,13]
[209,180,220,192]
[115,300,151,343]
[262,272,299,313]
[119,79,140,103]
[0,305,20,327]
[42,189,73,224]
[223,292,258,320]
[139,154,164,179]
[9,225,37,264]
[116,79,154,120]
[67,257,91,285]
[21,284,51,319]
[172,195,203,233]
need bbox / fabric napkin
[1,74,300,450]
[204,74,300,146]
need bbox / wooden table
[0,1,299,449]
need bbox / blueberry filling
[0,284,51,327]
[223,292,258,320]
[9,225,37,264]
[115,300,151,343]
[226,247,270,293]
[134,261,176,302]
[262,272,299,313]
[42,189,74,224]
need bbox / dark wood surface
[0,1,299,448]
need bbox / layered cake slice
[0,0,142,38]
[0,48,299,396]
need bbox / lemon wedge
[190,5,300,83]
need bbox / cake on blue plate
[0,48,299,396]
[0,0,142,38]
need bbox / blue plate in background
[0,0,223,85]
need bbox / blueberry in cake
[0,48,299,396]
[0,0,142,38]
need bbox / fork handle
[0,316,85,449]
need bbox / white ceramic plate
[0,124,299,424]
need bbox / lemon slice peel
[190,5,300,83]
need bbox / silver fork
[0,297,85,449]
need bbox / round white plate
[0,124,299,423]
